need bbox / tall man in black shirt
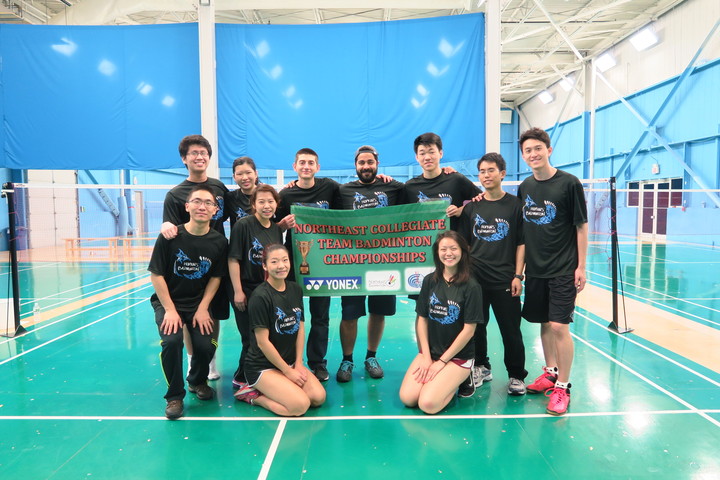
[460,153,528,396]
[335,145,406,382]
[275,148,340,382]
[517,127,588,416]
[160,135,229,381]
[149,185,228,419]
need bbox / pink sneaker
[545,387,571,416]
[234,384,261,404]
[526,370,557,394]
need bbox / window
[627,182,639,207]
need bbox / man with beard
[334,145,406,382]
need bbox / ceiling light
[538,90,554,104]
[559,76,574,92]
[630,27,659,51]
[595,52,617,73]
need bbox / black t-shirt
[459,193,525,289]
[148,225,228,311]
[415,275,483,361]
[517,170,588,277]
[225,188,253,228]
[163,178,229,235]
[228,215,283,292]
[245,281,304,373]
[277,177,340,276]
[336,178,406,210]
[404,172,481,230]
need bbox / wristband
[439,358,448,364]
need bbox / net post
[2,182,27,338]
[607,176,633,334]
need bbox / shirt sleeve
[148,234,168,275]
[162,190,183,225]
[462,281,484,325]
[415,275,432,317]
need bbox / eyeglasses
[187,151,210,158]
[188,198,218,208]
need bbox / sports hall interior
[1,1,719,479]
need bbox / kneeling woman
[399,231,483,414]
[235,244,326,416]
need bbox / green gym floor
[1,239,719,479]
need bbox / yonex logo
[303,277,362,291]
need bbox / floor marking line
[0,410,718,422]
[571,330,720,428]
[578,310,720,388]
[0,299,146,365]
[257,419,286,480]
[0,284,152,346]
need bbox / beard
[357,168,377,183]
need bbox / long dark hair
[432,230,471,285]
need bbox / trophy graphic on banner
[296,239,313,275]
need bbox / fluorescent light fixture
[199,0,210,5]
[630,27,659,51]
[538,90,554,104]
[595,52,617,73]
[559,76,574,92]
[59,0,72,6]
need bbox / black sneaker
[336,360,354,382]
[165,400,184,419]
[312,364,330,382]
[364,357,384,379]
[189,383,215,400]
[458,374,476,398]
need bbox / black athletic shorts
[341,295,396,320]
[521,274,577,324]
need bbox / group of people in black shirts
[149,128,588,419]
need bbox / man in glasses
[150,185,229,419]
[161,135,230,381]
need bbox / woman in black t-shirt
[234,244,326,416]
[399,231,483,414]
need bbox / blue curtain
[217,14,485,170]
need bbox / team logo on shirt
[173,249,211,279]
[212,195,225,220]
[428,293,460,325]
[417,192,451,203]
[248,237,264,265]
[235,207,249,219]
[523,195,556,225]
[472,214,509,242]
[295,201,330,209]
[274,307,301,335]
[352,192,389,209]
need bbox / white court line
[0,409,718,422]
[570,324,720,428]
[19,268,148,312]
[577,310,720,388]
[590,272,720,327]
[0,297,147,356]
[0,262,62,275]
[257,420,287,480]
[0,283,152,347]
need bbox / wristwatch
[513,274,524,281]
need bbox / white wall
[519,0,720,130]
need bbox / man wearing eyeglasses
[150,185,229,419]
[160,135,230,381]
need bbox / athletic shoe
[364,357,384,379]
[234,384,261,404]
[336,360,354,383]
[458,374,476,398]
[165,400,184,420]
[471,365,493,387]
[312,364,330,382]
[207,356,220,381]
[507,377,527,396]
[545,385,571,416]
[232,379,248,391]
[527,371,557,394]
[188,383,215,400]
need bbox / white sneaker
[507,377,526,396]
[186,354,192,378]
[472,365,493,386]
[207,354,220,381]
